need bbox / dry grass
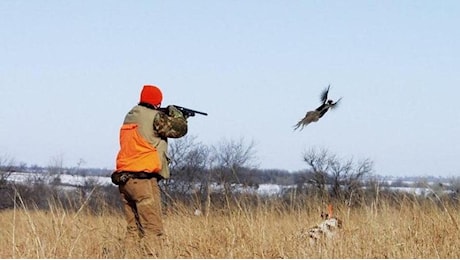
[1,196,459,258]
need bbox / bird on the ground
[294,85,342,130]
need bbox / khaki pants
[119,177,164,256]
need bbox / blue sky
[1,1,459,177]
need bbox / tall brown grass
[1,193,459,258]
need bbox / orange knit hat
[140,85,163,106]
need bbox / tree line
[1,136,459,213]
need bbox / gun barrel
[174,105,208,116]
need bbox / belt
[111,171,158,185]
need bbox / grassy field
[1,196,459,258]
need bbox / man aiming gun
[111,84,205,257]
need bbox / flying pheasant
[294,85,342,130]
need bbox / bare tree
[303,148,331,200]
[211,137,257,182]
[209,137,258,209]
[71,158,88,176]
[167,135,210,196]
[166,136,259,213]
[0,155,16,186]
[302,148,373,205]
[47,154,65,185]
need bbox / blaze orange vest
[116,123,162,173]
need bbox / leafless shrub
[301,147,374,206]
[166,137,259,214]
[0,155,16,186]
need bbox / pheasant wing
[320,85,330,104]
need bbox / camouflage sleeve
[153,111,188,138]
